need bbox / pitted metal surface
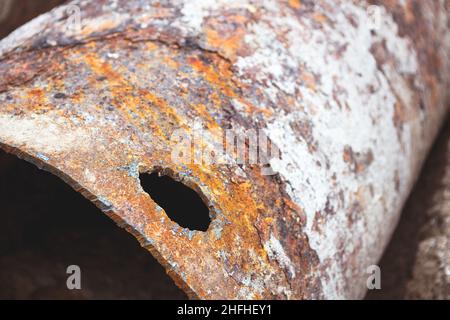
[0,0,448,299]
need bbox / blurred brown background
[0,0,67,40]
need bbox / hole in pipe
[139,172,211,231]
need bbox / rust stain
[288,0,302,10]
[0,0,448,300]
[343,146,374,174]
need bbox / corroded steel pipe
[0,0,449,299]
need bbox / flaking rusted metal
[0,0,449,299]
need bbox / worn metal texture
[0,0,449,299]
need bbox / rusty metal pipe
[0,0,449,299]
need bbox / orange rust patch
[288,0,302,10]
[312,12,328,24]
[187,55,235,98]
[203,13,249,61]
